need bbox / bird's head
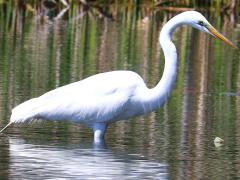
[181,11,237,49]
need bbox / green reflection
[0,2,239,180]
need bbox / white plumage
[12,71,149,124]
[1,11,236,143]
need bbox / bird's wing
[11,71,145,125]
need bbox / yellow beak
[207,25,238,49]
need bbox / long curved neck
[141,16,182,112]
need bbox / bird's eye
[198,21,204,26]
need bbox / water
[5,137,168,179]
[0,3,240,179]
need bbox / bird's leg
[0,122,12,133]
[93,122,108,144]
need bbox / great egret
[0,11,237,143]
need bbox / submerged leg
[93,123,108,143]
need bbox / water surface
[0,3,240,179]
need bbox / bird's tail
[0,98,42,133]
[10,98,41,123]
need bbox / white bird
[0,11,237,143]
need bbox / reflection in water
[7,137,168,179]
[0,136,10,179]
[0,3,240,180]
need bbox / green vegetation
[0,2,239,179]
[0,0,239,22]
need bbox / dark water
[0,4,240,180]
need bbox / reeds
[0,0,238,22]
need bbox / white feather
[1,11,233,143]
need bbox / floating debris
[214,137,224,147]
